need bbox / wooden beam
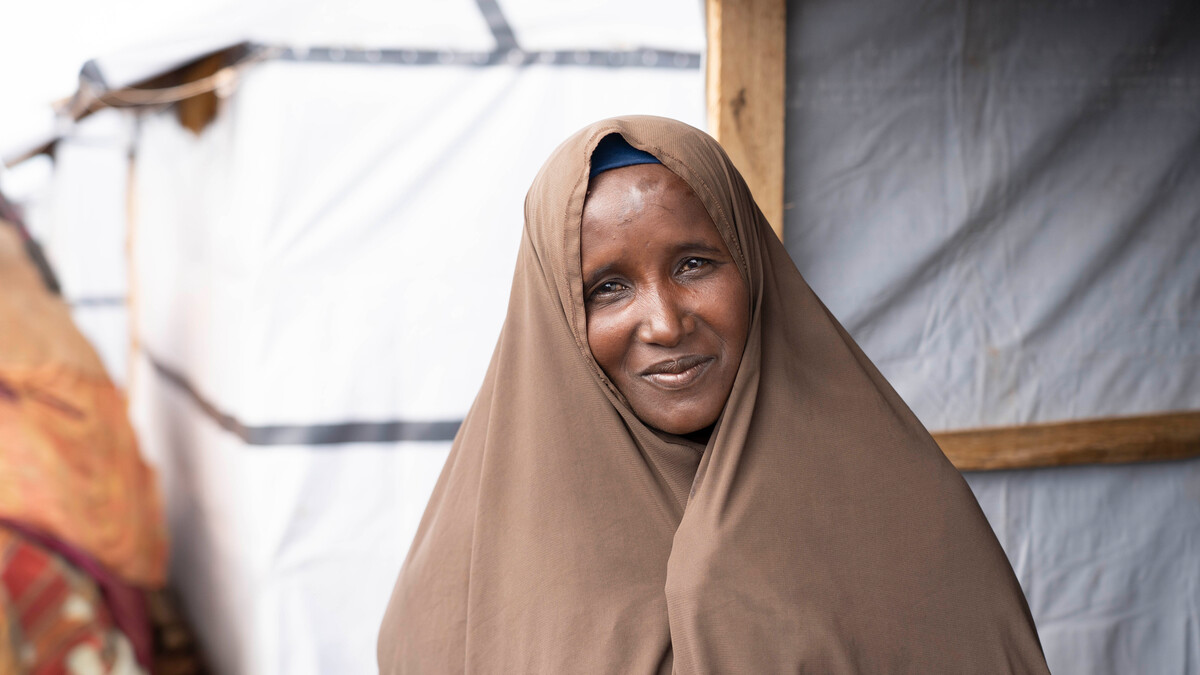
[933,410,1200,471]
[706,0,787,239]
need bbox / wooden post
[706,0,787,239]
[125,144,139,397]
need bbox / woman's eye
[680,257,709,272]
[589,280,626,300]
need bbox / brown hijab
[378,116,1048,673]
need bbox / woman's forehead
[585,164,704,215]
[586,165,678,216]
[581,165,729,262]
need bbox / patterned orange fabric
[0,224,108,381]
[0,369,166,589]
[0,528,146,674]
[0,221,166,590]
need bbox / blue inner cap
[589,134,661,178]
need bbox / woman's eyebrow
[674,241,726,256]
[583,263,617,290]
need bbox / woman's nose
[636,288,693,346]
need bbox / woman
[379,116,1049,673]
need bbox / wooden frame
[705,0,1200,470]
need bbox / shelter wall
[783,1,1200,672]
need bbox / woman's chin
[637,405,719,437]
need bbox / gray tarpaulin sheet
[785,1,1200,672]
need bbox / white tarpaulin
[16,110,134,387]
[119,2,705,672]
[785,1,1200,672]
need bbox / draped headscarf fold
[378,116,1048,674]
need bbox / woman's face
[581,163,749,435]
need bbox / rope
[66,46,281,117]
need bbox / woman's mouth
[640,355,715,390]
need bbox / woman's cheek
[586,313,627,375]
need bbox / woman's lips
[640,355,715,390]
